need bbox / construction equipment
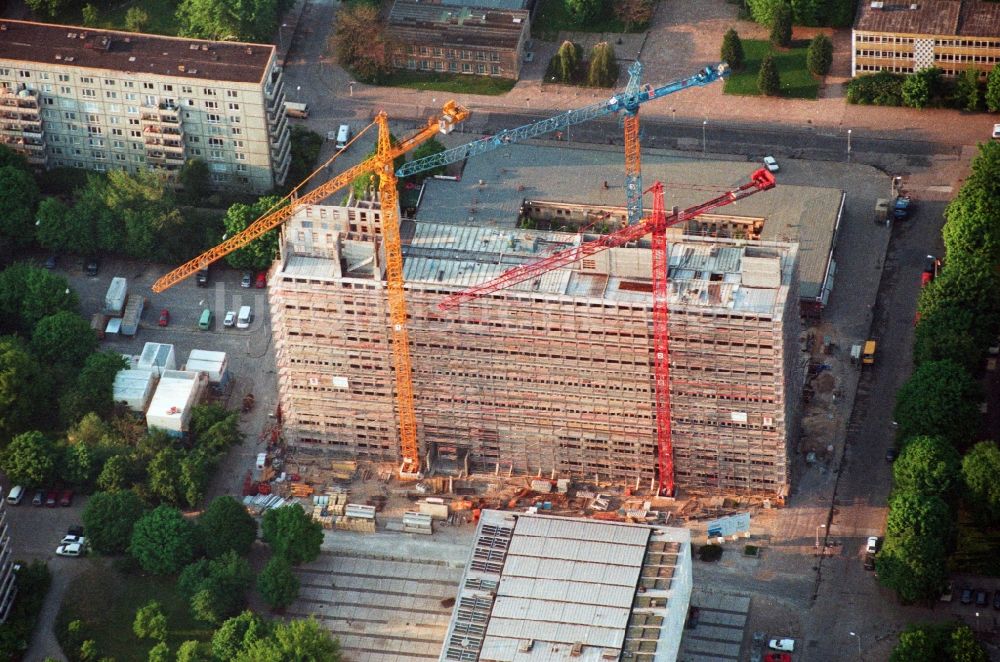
[398,62,729,225]
[151,102,471,475]
[438,169,776,495]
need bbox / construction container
[874,198,889,225]
[138,342,176,376]
[112,367,157,413]
[103,277,127,316]
[403,511,433,535]
[120,295,145,337]
[344,504,376,520]
[90,313,108,340]
[146,370,207,436]
[105,317,122,336]
[419,500,450,520]
[185,349,229,385]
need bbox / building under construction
[270,191,802,497]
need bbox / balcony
[140,103,181,126]
[146,151,185,166]
[0,87,40,109]
[143,124,184,138]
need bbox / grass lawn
[57,561,214,661]
[724,39,819,100]
[531,0,630,41]
[379,71,517,96]
[47,0,181,36]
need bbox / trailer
[103,277,128,316]
[120,295,145,337]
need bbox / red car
[765,654,791,662]
[45,490,58,508]
[59,489,73,507]
[158,309,170,327]
[254,271,267,288]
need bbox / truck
[103,277,128,316]
[893,195,912,221]
[874,198,889,225]
[120,294,145,337]
[283,101,309,119]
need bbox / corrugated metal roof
[514,515,651,545]
[282,255,339,279]
[497,576,635,608]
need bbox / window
[231,127,242,135]
[39,73,49,80]
[0,69,10,77]
[59,86,71,94]
[205,100,218,109]
[80,76,94,84]
[163,84,173,92]
[491,65,500,75]
[127,106,138,114]
[227,90,238,98]
[235,152,246,160]
[236,163,248,172]
[115,153,126,162]
[233,140,244,147]
[125,93,137,101]
[143,82,154,90]
[112,140,124,148]
[491,53,500,62]
[58,74,70,82]
[105,91,117,99]
[210,150,223,160]
[462,63,471,73]
[208,137,224,146]
[129,130,141,138]
[476,64,485,73]
[207,114,221,123]
[227,102,239,110]
[109,104,121,113]
[112,128,123,136]
[202,88,217,96]
[182,86,192,94]
[87,125,102,134]
[124,81,134,88]
[191,148,202,156]
[63,111,76,120]
[449,62,458,72]
[86,113,99,122]
[229,115,240,124]
[144,95,156,106]
[128,118,139,125]
[407,59,416,70]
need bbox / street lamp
[672,108,676,122]
[702,120,707,155]
[815,523,826,548]
[296,85,301,102]
[847,129,852,162]
[976,611,981,632]
[849,632,861,659]
[349,82,354,97]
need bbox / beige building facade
[0,20,290,193]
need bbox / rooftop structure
[439,511,692,662]
[852,0,1000,77]
[270,198,801,497]
[185,349,229,384]
[146,370,207,436]
[113,367,157,413]
[138,342,176,376]
[0,20,291,191]
[417,146,842,315]
[387,1,531,79]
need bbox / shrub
[846,72,905,106]
[758,55,781,96]
[770,3,792,47]
[806,34,833,76]
[721,28,745,71]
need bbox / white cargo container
[113,368,157,413]
[146,370,207,437]
[138,342,176,376]
[185,349,229,385]
[103,277,128,316]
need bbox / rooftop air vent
[55,54,62,60]
[200,44,208,51]
[128,56,136,62]
[870,1,883,7]
[910,2,918,7]
[64,56,75,62]
[190,43,199,50]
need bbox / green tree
[96,454,131,492]
[333,3,393,84]
[886,491,952,540]
[587,42,618,88]
[612,0,654,31]
[180,451,212,509]
[913,303,983,371]
[987,63,1000,112]
[222,196,284,271]
[176,0,288,43]
[846,71,906,105]
[0,263,79,335]
[890,623,952,662]
[31,311,97,368]
[101,169,183,260]
[191,405,241,455]
[1,431,56,487]
[963,441,1000,523]
[212,611,269,661]
[133,600,168,641]
[148,447,183,505]
[875,532,948,603]
[83,490,146,554]
[261,504,323,565]
[79,639,99,662]
[258,556,300,610]
[0,146,28,174]
[0,166,40,251]
[893,435,962,498]
[806,34,833,76]
[720,28,745,71]
[903,67,942,109]
[81,3,98,26]
[954,68,982,112]
[148,641,170,662]
[565,0,601,24]
[950,624,988,662]
[893,360,981,448]
[746,0,783,26]
[199,495,258,559]
[176,640,213,662]
[408,139,447,178]
[791,0,822,25]
[0,336,48,438]
[556,41,581,83]
[130,505,198,574]
[59,441,96,489]
[178,159,211,205]
[60,351,127,424]
[269,618,340,661]
[757,54,781,96]
[36,197,97,255]
[124,7,150,32]
[770,3,792,47]
[179,551,253,624]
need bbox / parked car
[85,257,100,276]
[885,448,898,463]
[45,490,58,507]
[768,639,795,652]
[976,589,989,607]
[993,123,1000,139]
[865,536,880,554]
[763,156,779,173]
[59,534,85,546]
[241,272,252,288]
[765,654,791,662]
[922,255,940,287]
[863,554,875,571]
[55,542,86,557]
[224,311,236,328]
[59,489,73,507]
[66,526,83,538]
[255,271,267,288]
[196,268,209,287]
[961,587,974,604]
[43,254,57,270]
[32,490,44,507]
[158,309,170,327]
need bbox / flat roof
[388,1,529,51]
[416,145,832,300]
[854,0,1000,37]
[440,511,691,662]
[0,20,274,84]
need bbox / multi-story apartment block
[853,0,1000,77]
[387,0,531,80]
[0,20,290,193]
[0,499,16,623]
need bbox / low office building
[852,0,1000,77]
[440,511,693,662]
[0,19,290,192]
[387,0,531,80]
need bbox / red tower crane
[437,168,777,495]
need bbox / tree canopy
[212,611,270,661]
[806,34,833,76]
[333,3,393,84]
[1,430,56,487]
[59,351,127,425]
[902,67,942,109]
[257,556,300,610]
[199,496,258,559]
[721,28,745,71]
[0,264,78,336]
[890,623,986,662]
[757,55,781,96]
[885,491,952,540]
[30,311,97,369]
[987,63,1000,112]
[875,532,948,603]
[222,196,284,271]
[179,551,254,624]
[769,3,792,47]
[587,42,618,88]
[133,600,167,642]
[893,360,981,448]
[0,335,48,439]
[893,435,962,499]
[962,441,1000,523]
[261,503,324,565]
[0,166,40,252]
[130,505,198,574]
[82,490,146,554]
[565,0,601,23]
[177,0,291,43]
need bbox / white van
[335,124,351,150]
[256,453,267,470]
[237,305,253,329]
[6,486,24,505]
